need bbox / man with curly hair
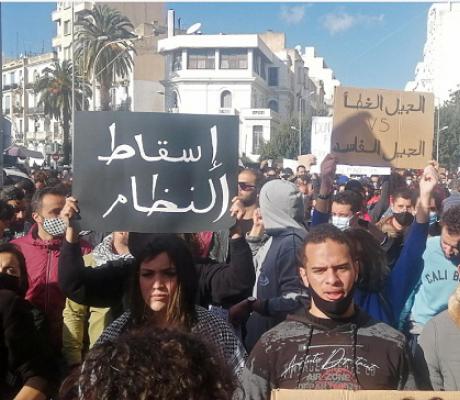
[59,328,236,400]
[407,204,460,343]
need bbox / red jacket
[12,225,92,349]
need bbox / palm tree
[75,4,136,111]
[34,60,91,165]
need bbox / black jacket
[0,289,51,399]
[58,236,255,309]
[241,307,411,399]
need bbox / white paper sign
[310,116,390,176]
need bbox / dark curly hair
[440,204,460,236]
[59,328,236,400]
[345,228,389,293]
[0,185,25,202]
[0,200,15,223]
[332,190,362,214]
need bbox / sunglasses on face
[238,182,256,191]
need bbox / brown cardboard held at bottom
[271,389,460,400]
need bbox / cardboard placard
[306,117,390,176]
[271,389,460,400]
[332,87,434,169]
[73,111,239,233]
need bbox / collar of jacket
[26,224,63,249]
[287,302,371,332]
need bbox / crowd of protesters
[1,158,460,399]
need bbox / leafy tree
[34,60,91,165]
[75,4,136,111]
[258,107,327,161]
[436,90,460,172]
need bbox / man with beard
[406,204,460,348]
[240,224,410,398]
[376,188,416,268]
[0,186,29,239]
[231,169,263,236]
[12,187,91,350]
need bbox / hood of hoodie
[259,179,305,233]
[92,233,133,266]
[287,301,371,332]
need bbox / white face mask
[331,215,352,231]
[42,217,67,237]
[429,211,438,225]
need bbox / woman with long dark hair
[59,198,247,378]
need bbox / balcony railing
[2,83,19,91]
[218,107,235,114]
[27,106,45,114]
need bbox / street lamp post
[298,96,302,156]
[437,124,449,163]
[91,38,132,110]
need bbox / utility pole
[0,4,4,187]
[71,2,75,169]
[298,96,302,156]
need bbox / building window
[64,46,70,60]
[220,90,232,108]
[252,125,264,154]
[64,20,70,35]
[268,67,279,87]
[260,59,266,80]
[220,49,248,69]
[187,49,215,69]
[171,91,178,108]
[4,95,10,112]
[253,51,267,79]
[172,51,182,71]
[253,52,260,75]
[268,100,279,112]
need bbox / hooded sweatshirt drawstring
[295,325,314,389]
[350,323,361,388]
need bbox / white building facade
[298,46,341,111]
[405,3,460,104]
[158,27,324,160]
[2,52,62,159]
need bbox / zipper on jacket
[45,248,52,315]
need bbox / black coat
[58,237,255,310]
[0,289,50,399]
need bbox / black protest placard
[73,111,239,233]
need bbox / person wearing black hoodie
[0,243,55,400]
[240,224,410,399]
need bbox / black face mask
[308,285,356,319]
[0,272,22,295]
[393,211,414,227]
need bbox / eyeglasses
[238,182,256,191]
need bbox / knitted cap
[442,192,460,213]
